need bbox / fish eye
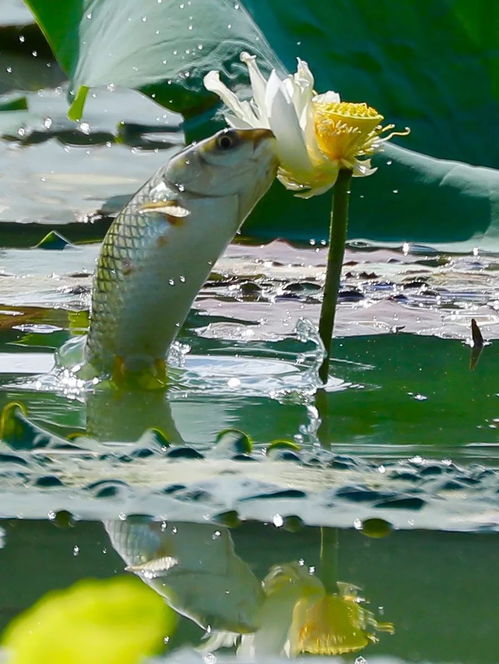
[216,131,237,151]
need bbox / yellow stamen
[291,593,394,656]
[313,100,409,164]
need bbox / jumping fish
[85,128,277,384]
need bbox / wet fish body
[86,129,277,378]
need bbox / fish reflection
[105,519,262,633]
[106,519,393,658]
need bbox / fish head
[167,128,278,220]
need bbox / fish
[85,128,277,384]
[105,519,264,633]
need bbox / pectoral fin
[139,200,190,217]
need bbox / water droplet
[73,545,80,556]
[179,275,186,283]
[227,23,232,29]
[179,2,184,7]
[386,159,393,165]
[176,183,185,192]
[6,67,12,74]
[43,117,53,129]
[273,514,284,527]
[188,24,193,30]
[296,41,302,46]
[197,44,203,50]
[212,530,221,539]
[169,279,175,286]
[79,122,90,135]
[32,50,38,57]
[19,35,25,43]
[173,49,178,55]
[86,11,92,19]
[142,16,147,22]
[392,189,399,194]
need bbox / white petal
[276,171,306,190]
[224,113,254,129]
[204,70,256,125]
[314,90,341,104]
[241,52,269,122]
[294,180,336,198]
[295,58,315,90]
[289,59,315,124]
[352,159,377,177]
[265,71,313,176]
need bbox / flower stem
[318,168,353,384]
[320,527,339,594]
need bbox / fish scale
[84,128,277,381]
[87,172,170,373]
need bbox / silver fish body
[85,128,277,379]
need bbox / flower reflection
[210,562,394,657]
[107,520,393,659]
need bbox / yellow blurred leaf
[2,576,175,664]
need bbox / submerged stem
[319,527,339,593]
[318,168,353,384]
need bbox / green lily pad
[21,0,499,245]
[24,0,283,119]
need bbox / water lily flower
[204,562,394,658]
[204,53,408,198]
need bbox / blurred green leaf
[23,0,283,118]
[2,575,174,664]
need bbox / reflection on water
[108,518,394,657]
[0,517,498,663]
